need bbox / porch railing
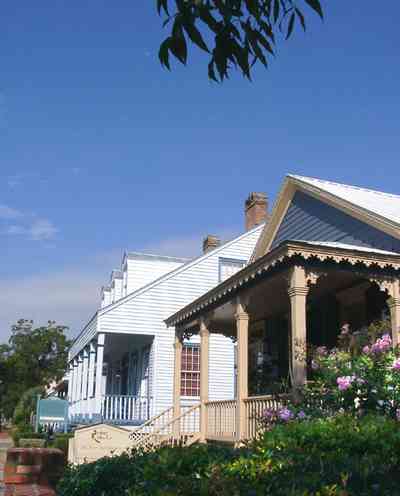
[244,395,284,439]
[204,395,285,442]
[205,400,237,441]
[101,395,151,423]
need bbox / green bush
[57,453,141,496]
[13,386,44,427]
[216,414,400,495]
[48,433,73,460]
[58,415,400,496]
[10,424,47,447]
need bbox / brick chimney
[245,192,268,231]
[203,235,221,253]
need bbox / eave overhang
[165,240,400,328]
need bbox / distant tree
[157,0,325,81]
[0,320,71,419]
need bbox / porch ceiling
[104,333,153,362]
[166,240,400,330]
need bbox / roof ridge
[98,223,265,317]
[289,174,400,200]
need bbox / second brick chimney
[245,192,268,231]
[203,235,221,253]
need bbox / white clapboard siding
[125,254,188,295]
[69,313,98,360]
[96,225,263,415]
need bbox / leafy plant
[0,319,70,419]
[157,0,325,81]
[58,415,400,496]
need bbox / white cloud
[0,269,103,343]
[30,219,58,240]
[142,228,240,259]
[0,228,243,343]
[0,204,58,241]
[0,205,24,220]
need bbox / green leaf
[170,18,188,64]
[273,0,280,24]
[255,31,274,55]
[295,8,306,31]
[158,38,171,70]
[170,37,188,65]
[198,6,220,33]
[286,12,295,40]
[208,60,219,82]
[183,21,210,53]
[157,0,169,16]
[304,0,324,19]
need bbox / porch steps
[129,404,201,451]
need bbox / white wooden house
[68,176,400,462]
[67,194,267,425]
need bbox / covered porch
[166,240,400,443]
[69,331,154,426]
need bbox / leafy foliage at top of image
[157,0,325,81]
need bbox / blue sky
[1,1,399,341]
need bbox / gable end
[271,191,400,253]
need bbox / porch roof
[165,239,400,328]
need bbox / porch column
[288,266,309,388]
[235,298,249,442]
[173,331,182,435]
[81,347,89,417]
[77,353,84,416]
[199,317,210,442]
[87,341,96,418]
[72,358,78,404]
[94,333,106,418]
[389,279,400,347]
[67,362,73,404]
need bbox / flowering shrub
[304,328,400,420]
[259,319,400,427]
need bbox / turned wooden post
[235,297,249,441]
[199,317,210,442]
[288,266,309,388]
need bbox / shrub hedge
[57,414,400,496]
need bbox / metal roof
[289,175,400,227]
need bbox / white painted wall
[98,225,263,415]
[69,225,263,421]
[101,288,111,308]
[125,254,188,295]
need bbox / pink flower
[371,334,392,354]
[337,376,354,391]
[392,359,400,371]
[362,345,370,354]
[278,408,294,422]
[263,408,276,421]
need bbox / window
[219,258,246,282]
[181,344,200,397]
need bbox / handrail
[243,394,287,402]
[153,404,200,435]
[129,406,173,440]
[130,404,201,450]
